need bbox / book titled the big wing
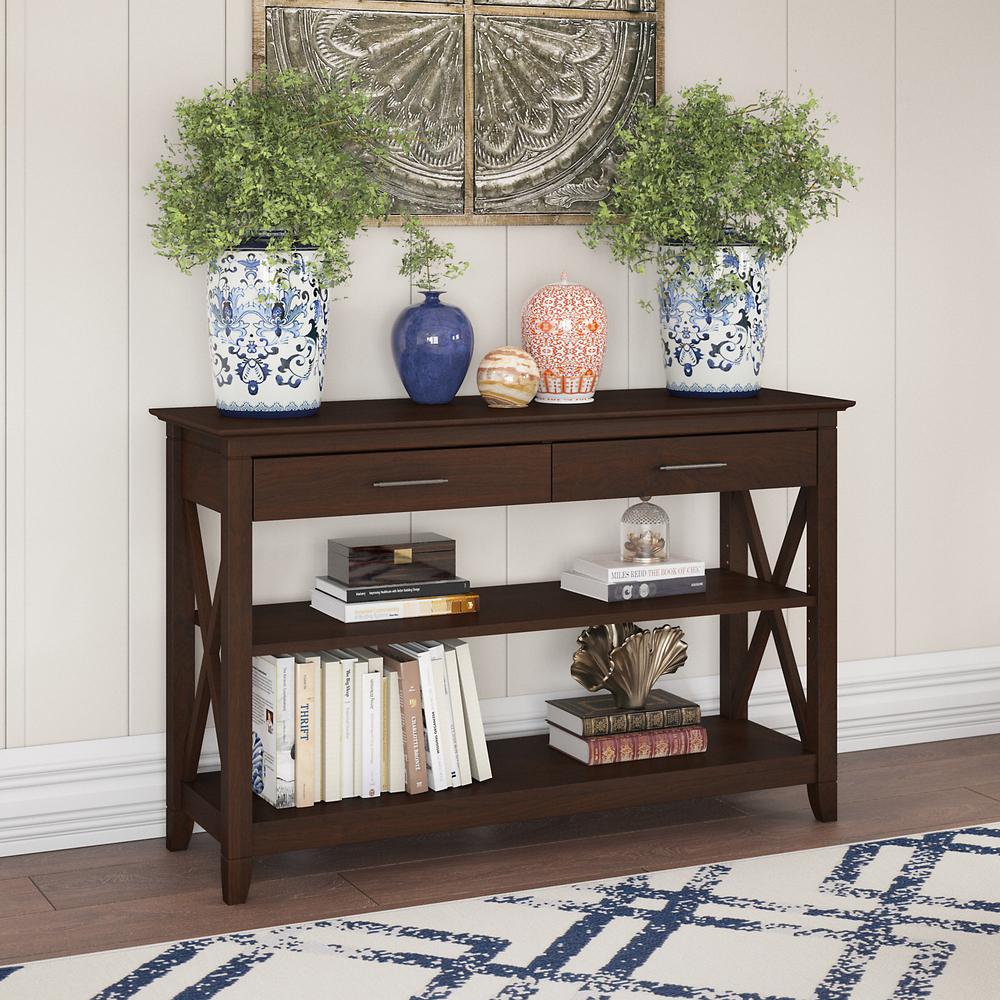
[251,654,296,808]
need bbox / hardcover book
[389,642,449,791]
[549,723,709,765]
[319,652,343,803]
[545,690,701,738]
[444,639,492,782]
[314,575,471,604]
[310,588,480,623]
[572,553,705,584]
[293,655,318,807]
[560,571,706,603]
[381,648,429,795]
[327,532,456,587]
[250,654,296,809]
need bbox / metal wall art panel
[255,0,663,223]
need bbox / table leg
[806,422,838,822]
[166,429,195,852]
[220,457,254,902]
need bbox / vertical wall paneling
[788,0,895,663]
[896,0,1000,653]
[16,0,130,745]
[128,1,227,736]
[0,0,12,747]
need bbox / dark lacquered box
[327,532,457,586]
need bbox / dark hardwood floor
[2,733,1000,966]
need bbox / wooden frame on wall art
[252,0,665,225]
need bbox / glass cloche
[620,497,669,563]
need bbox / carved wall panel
[255,1,663,223]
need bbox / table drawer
[254,445,551,520]
[553,431,815,501]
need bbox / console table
[152,387,854,904]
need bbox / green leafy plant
[582,82,859,304]
[394,216,469,291]
[145,70,396,288]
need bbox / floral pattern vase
[391,291,474,405]
[207,248,328,417]
[658,246,768,397]
[521,273,607,403]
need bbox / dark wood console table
[152,387,854,904]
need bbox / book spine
[585,725,708,765]
[360,671,382,798]
[311,590,480,623]
[417,654,449,792]
[322,660,342,802]
[387,671,405,794]
[275,656,296,807]
[605,577,707,600]
[443,647,472,785]
[580,704,703,737]
[605,564,704,584]
[340,661,355,799]
[316,577,471,603]
[294,661,317,807]
[312,670,323,805]
[392,660,428,794]
[381,675,391,793]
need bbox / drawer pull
[658,462,728,472]
[373,478,450,488]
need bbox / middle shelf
[248,569,813,654]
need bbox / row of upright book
[251,639,491,809]
[546,690,708,765]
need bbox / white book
[390,643,448,791]
[445,639,492,782]
[345,648,382,796]
[310,588,478,623]
[360,669,382,799]
[572,553,705,584]
[293,655,318,808]
[294,654,323,805]
[330,650,357,799]
[319,652,343,803]
[250,654,296,808]
[416,642,460,788]
[386,670,405,794]
[442,645,472,785]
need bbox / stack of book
[560,552,706,602]
[251,638,492,808]
[545,690,708,765]
[311,532,479,623]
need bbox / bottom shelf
[184,717,817,856]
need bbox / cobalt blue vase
[391,290,474,405]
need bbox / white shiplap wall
[3,0,998,748]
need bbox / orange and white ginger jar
[520,273,608,404]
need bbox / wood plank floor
[2,733,999,967]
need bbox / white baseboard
[1,645,998,858]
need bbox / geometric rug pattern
[2,824,998,999]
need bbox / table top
[151,387,855,439]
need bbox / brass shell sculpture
[571,622,688,710]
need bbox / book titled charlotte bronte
[545,690,701,738]
[549,723,708,766]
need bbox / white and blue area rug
[2,825,998,999]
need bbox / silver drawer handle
[658,462,728,471]
[373,478,449,488]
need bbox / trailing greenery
[394,216,469,291]
[582,82,859,303]
[145,70,396,288]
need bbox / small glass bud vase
[620,496,669,563]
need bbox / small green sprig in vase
[391,217,474,405]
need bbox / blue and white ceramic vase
[658,246,768,397]
[207,247,328,417]
[391,291,474,405]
